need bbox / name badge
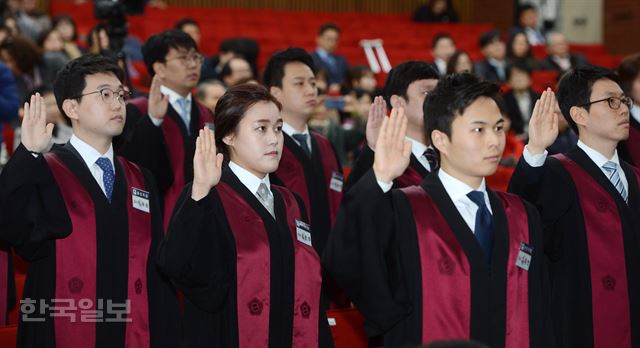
[295,220,312,247]
[132,188,150,213]
[329,171,344,192]
[515,242,533,271]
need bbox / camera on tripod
[93,0,145,53]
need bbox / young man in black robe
[508,65,640,348]
[345,61,440,191]
[324,73,552,348]
[0,54,181,348]
[116,30,214,229]
[157,84,332,347]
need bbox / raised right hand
[373,107,412,183]
[527,88,559,155]
[365,96,387,150]
[148,74,170,120]
[21,93,54,153]
[191,128,224,201]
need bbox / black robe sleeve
[323,169,411,337]
[0,144,71,259]
[156,183,233,313]
[115,103,173,196]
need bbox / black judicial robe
[156,167,334,348]
[508,147,640,348]
[344,145,430,192]
[618,115,640,167]
[324,170,552,348]
[116,99,213,228]
[0,144,181,348]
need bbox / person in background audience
[506,30,539,71]
[446,50,474,75]
[539,32,588,73]
[86,24,110,55]
[13,0,50,42]
[220,56,253,87]
[175,17,201,47]
[412,0,459,23]
[38,28,70,67]
[474,30,509,83]
[511,4,546,46]
[616,54,640,166]
[51,14,82,59]
[196,79,227,113]
[0,59,18,159]
[311,23,349,93]
[502,64,539,136]
[347,65,377,94]
[430,33,457,77]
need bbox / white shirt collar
[406,137,428,161]
[488,58,505,68]
[282,122,309,137]
[631,104,640,123]
[160,85,192,105]
[228,161,271,195]
[69,134,114,169]
[438,168,491,212]
[434,58,447,75]
[576,140,621,168]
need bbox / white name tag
[329,171,344,192]
[327,317,337,326]
[295,220,312,247]
[515,242,533,271]
[132,188,150,213]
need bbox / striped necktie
[602,161,628,203]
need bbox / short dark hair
[53,54,124,119]
[506,30,532,59]
[556,65,620,134]
[220,57,250,80]
[424,72,500,141]
[617,54,640,99]
[382,61,439,105]
[517,3,537,23]
[318,22,340,36]
[142,29,198,76]
[506,62,532,80]
[479,30,502,48]
[0,35,42,75]
[263,47,315,88]
[175,17,199,30]
[214,84,282,159]
[431,32,454,50]
[52,14,77,41]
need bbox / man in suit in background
[539,32,588,73]
[474,30,509,83]
[311,23,349,93]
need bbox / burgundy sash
[395,166,423,188]
[628,123,640,166]
[216,183,322,347]
[0,249,7,326]
[128,97,213,229]
[44,154,152,348]
[555,154,635,348]
[401,186,530,347]
[276,132,342,227]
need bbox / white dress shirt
[228,160,272,201]
[407,137,432,172]
[522,140,629,193]
[149,85,193,127]
[434,58,447,76]
[631,104,640,124]
[69,134,115,198]
[283,122,312,155]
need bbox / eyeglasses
[579,96,632,110]
[73,87,131,105]
[165,53,205,66]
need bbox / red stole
[0,249,7,326]
[128,97,214,229]
[395,166,423,188]
[44,154,152,348]
[554,154,637,348]
[216,182,322,348]
[400,186,531,347]
[628,122,640,166]
[276,132,342,227]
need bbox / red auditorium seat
[531,70,560,92]
[0,325,17,348]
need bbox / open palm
[21,93,54,153]
[191,127,224,201]
[373,107,412,183]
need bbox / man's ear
[431,129,450,157]
[390,95,405,109]
[152,62,165,79]
[62,99,79,122]
[570,105,587,128]
[270,86,283,100]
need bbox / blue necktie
[423,148,439,172]
[467,191,494,263]
[176,98,190,134]
[95,157,114,202]
[602,161,628,203]
[292,133,311,157]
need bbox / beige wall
[559,0,603,44]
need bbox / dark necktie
[467,190,494,263]
[95,157,114,202]
[292,133,311,157]
[423,147,439,172]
